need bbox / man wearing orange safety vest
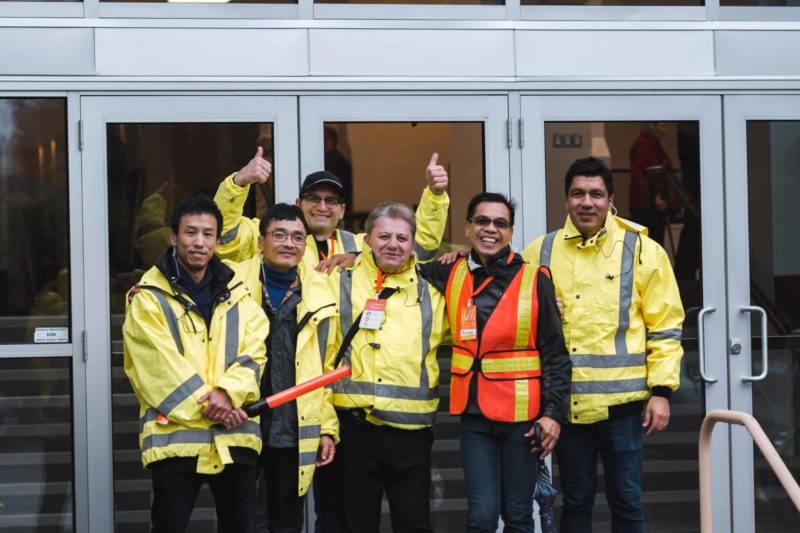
[420,192,571,532]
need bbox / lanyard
[468,253,513,300]
[319,235,336,261]
[374,270,388,299]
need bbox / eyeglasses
[266,230,307,245]
[469,216,511,230]
[302,194,343,208]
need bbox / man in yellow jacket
[522,157,684,533]
[123,196,269,533]
[329,201,450,533]
[229,202,341,533]
[213,147,450,270]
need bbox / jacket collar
[152,247,236,303]
[467,245,521,274]
[355,243,418,289]
[561,213,619,250]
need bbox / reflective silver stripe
[333,272,354,394]
[370,409,436,426]
[571,353,647,369]
[232,355,260,382]
[539,231,557,268]
[317,320,330,367]
[338,380,438,401]
[146,288,184,356]
[299,452,317,467]
[225,305,240,369]
[571,378,648,395]
[418,276,432,389]
[157,374,205,417]
[140,408,160,434]
[340,230,358,254]
[414,243,436,263]
[220,224,240,245]
[298,425,321,440]
[213,420,260,438]
[647,328,683,342]
[614,230,638,354]
[142,420,260,451]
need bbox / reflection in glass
[104,0,294,3]
[523,0,700,5]
[542,120,703,533]
[324,122,485,250]
[0,358,74,532]
[746,121,800,533]
[722,0,800,5]
[317,0,501,4]
[107,122,273,532]
[0,99,70,344]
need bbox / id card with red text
[459,301,477,341]
[359,299,387,330]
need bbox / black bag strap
[333,286,398,369]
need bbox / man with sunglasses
[213,147,449,271]
[418,192,571,532]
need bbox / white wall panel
[309,29,514,77]
[716,31,800,76]
[95,28,308,76]
[0,28,93,75]
[515,30,714,77]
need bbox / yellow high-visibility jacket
[133,192,172,268]
[236,255,340,496]
[213,173,450,268]
[123,254,269,474]
[522,214,684,424]
[329,247,450,430]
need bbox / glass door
[80,95,298,532]
[300,94,508,530]
[724,95,800,533]
[519,94,729,532]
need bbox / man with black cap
[213,148,450,271]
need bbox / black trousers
[150,463,257,533]
[314,446,348,533]
[258,446,306,533]
[338,413,434,533]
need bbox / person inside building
[213,148,449,271]
[323,126,353,209]
[522,157,684,533]
[123,195,268,533]
[417,191,571,532]
[327,201,450,533]
[226,202,340,533]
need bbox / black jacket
[419,246,571,424]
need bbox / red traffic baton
[242,365,351,418]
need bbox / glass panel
[317,0,501,5]
[523,0,700,5]
[0,99,70,345]
[0,358,74,531]
[324,122,484,251]
[322,121,484,531]
[542,120,703,532]
[103,0,293,3]
[746,120,800,533]
[722,0,800,5]
[107,122,273,532]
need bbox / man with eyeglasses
[213,148,449,271]
[419,192,571,532]
[223,202,341,533]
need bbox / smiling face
[566,175,614,236]
[259,217,307,273]
[296,184,345,239]
[364,216,415,273]
[465,202,513,265]
[170,213,219,282]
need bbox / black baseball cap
[300,171,345,196]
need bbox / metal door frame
[519,94,731,531]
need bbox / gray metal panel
[0,28,93,75]
[309,29,515,77]
[717,31,800,76]
[515,30,714,77]
[95,28,308,77]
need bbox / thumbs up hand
[233,146,272,187]
[425,153,448,196]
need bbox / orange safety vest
[445,258,545,422]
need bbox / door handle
[697,306,717,383]
[741,305,768,382]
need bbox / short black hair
[564,157,614,196]
[170,195,224,238]
[259,203,309,236]
[466,192,517,227]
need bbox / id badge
[459,300,477,341]
[359,299,387,330]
